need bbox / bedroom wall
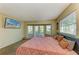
[56,3,79,38]
[0,14,24,49]
[23,20,57,38]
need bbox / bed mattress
[16,37,77,55]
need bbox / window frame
[59,12,76,35]
[27,24,52,38]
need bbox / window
[39,26,44,36]
[46,25,52,35]
[34,26,39,36]
[27,26,33,38]
[59,12,76,35]
[27,24,52,38]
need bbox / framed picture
[4,17,21,28]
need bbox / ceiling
[0,3,70,21]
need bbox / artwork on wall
[4,17,21,28]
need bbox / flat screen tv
[4,17,21,28]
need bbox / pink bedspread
[16,37,77,55]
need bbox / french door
[27,25,33,38]
[46,25,52,35]
[39,25,44,36]
[27,25,52,38]
[34,26,39,37]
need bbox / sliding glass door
[27,24,52,38]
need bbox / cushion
[53,35,57,39]
[57,35,64,41]
[59,38,69,49]
[54,35,59,40]
[66,39,75,51]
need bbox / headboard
[57,32,78,41]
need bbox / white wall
[0,15,23,49]
[0,28,23,49]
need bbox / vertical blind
[59,12,76,35]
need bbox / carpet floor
[0,39,28,55]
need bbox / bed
[16,37,77,55]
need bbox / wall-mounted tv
[4,17,21,28]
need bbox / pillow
[59,38,69,49]
[54,35,59,40]
[66,39,75,51]
[57,35,64,41]
[53,35,57,39]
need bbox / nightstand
[74,40,79,54]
